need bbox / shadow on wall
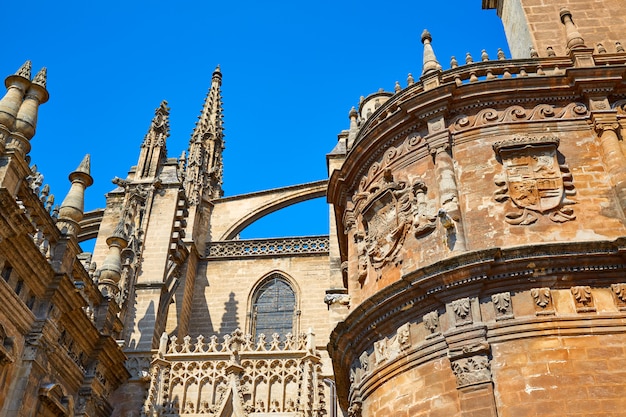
[128,300,155,350]
[219,292,240,335]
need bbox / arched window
[251,275,297,339]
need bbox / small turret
[0,61,32,131]
[14,67,49,140]
[57,154,93,237]
[97,219,128,299]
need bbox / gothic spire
[135,100,170,180]
[184,65,225,205]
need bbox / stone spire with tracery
[184,65,224,205]
[135,100,170,180]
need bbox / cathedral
[1,0,626,416]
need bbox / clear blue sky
[1,1,509,240]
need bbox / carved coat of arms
[493,136,575,225]
[352,169,436,281]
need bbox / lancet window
[251,274,297,339]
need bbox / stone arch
[211,180,327,241]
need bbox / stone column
[433,145,467,251]
[593,112,626,217]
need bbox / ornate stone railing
[206,235,329,259]
[144,329,325,417]
[354,50,626,148]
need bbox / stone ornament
[373,323,412,365]
[493,135,576,225]
[145,328,324,417]
[351,169,436,281]
[451,102,589,133]
[611,283,626,310]
[451,297,473,326]
[531,287,555,315]
[491,292,514,320]
[571,285,595,312]
[423,310,440,338]
[451,355,492,388]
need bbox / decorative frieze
[451,102,589,133]
[571,285,595,312]
[373,323,412,365]
[493,135,576,225]
[530,287,555,315]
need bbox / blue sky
[1,1,509,240]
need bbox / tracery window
[251,274,297,339]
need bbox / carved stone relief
[351,170,436,281]
[451,102,589,133]
[373,323,412,365]
[491,292,514,320]
[451,297,473,326]
[423,310,440,339]
[493,136,576,225]
[530,287,555,315]
[571,285,595,312]
[451,355,492,388]
[611,283,626,310]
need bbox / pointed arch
[248,272,300,340]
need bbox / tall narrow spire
[135,100,170,180]
[184,65,225,205]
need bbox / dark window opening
[251,275,296,340]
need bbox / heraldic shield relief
[493,136,576,225]
[351,169,437,281]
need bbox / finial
[450,56,458,68]
[97,217,128,299]
[559,7,585,51]
[617,42,625,53]
[32,67,47,88]
[421,29,441,75]
[394,81,401,93]
[596,43,607,54]
[56,154,94,236]
[497,48,506,60]
[529,46,539,58]
[546,46,556,57]
[76,154,91,176]
[14,61,32,80]
[213,64,222,80]
[465,52,473,64]
[349,106,358,119]
[481,50,489,61]
[407,73,414,85]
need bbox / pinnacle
[76,154,91,175]
[15,60,32,79]
[33,67,47,88]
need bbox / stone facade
[328,1,626,416]
[1,1,626,416]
